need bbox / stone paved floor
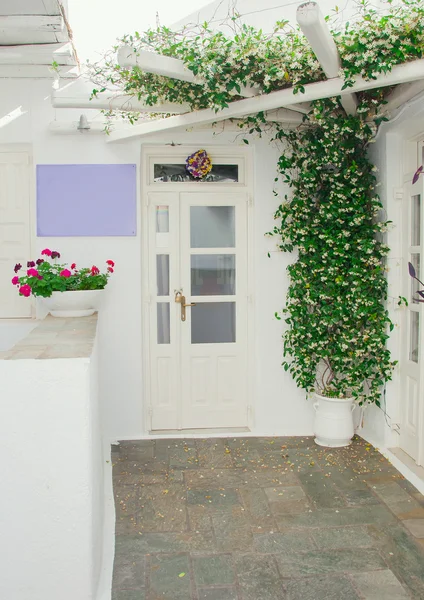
[112,436,424,600]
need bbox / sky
[67,0,214,63]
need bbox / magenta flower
[14,263,22,273]
[27,261,35,268]
[51,251,61,259]
[11,276,19,285]
[41,248,52,256]
[60,269,71,278]
[413,165,423,185]
[36,258,44,266]
[19,284,31,297]
[27,268,39,277]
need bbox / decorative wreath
[185,149,213,179]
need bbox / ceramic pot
[313,392,356,447]
[42,290,102,317]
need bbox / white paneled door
[400,175,424,464]
[147,191,248,430]
[0,151,31,318]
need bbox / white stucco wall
[0,349,104,600]
[0,77,316,440]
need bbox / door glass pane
[190,206,235,248]
[412,194,421,246]
[154,163,238,183]
[156,206,169,233]
[410,311,419,363]
[191,255,236,295]
[157,303,170,344]
[411,253,421,304]
[156,255,170,296]
[191,302,236,344]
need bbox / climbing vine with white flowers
[87,0,424,405]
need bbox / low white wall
[0,348,104,600]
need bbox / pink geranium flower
[71,263,76,270]
[27,268,39,277]
[11,276,19,285]
[41,248,52,256]
[60,269,71,278]
[107,267,114,273]
[19,284,31,297]
[106,260,115,267]
[91,266,99,275]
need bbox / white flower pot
[42,290,103,317]
[313,392,356,448]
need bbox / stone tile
[113,552,145,590]
[311,526,374,549]
[185,469,247,490]
[402,518,424,538]
[196,439,233,468]
[197,588,238,600]
[136,484,187,532]
[112,590,146,600]
[187,489,240,509]
[284,575,359,600]
[117,441,155,461]
[367,523,424,598]
[213,508,254,552]
[264,485,311,515]
[148,554,192,600]
[187,505,214,533]
[369,481,418,510]
[234,554,283,600]
[193,555,235,586]
[276,505,395,529]
[253,531,315,553]
[281,448,322,473]
[298,472,347,509]
[240,488,274,527]
[276,548,386,577]
[354,570,410,599]
[169,444,199,469]
[238,468,300,488]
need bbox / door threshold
[386,447,424,495]
[149,426,250,437]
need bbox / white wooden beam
[0,43,75,65]
[0,64,78,78]
[297,1,358,116]
[0,15,64,32]
[49,120,106,134]
[52,91,190,113]
[117,45,262,98]
[384,80,424,113]
[107,58,424,142]
[265,108,304,124]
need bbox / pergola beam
[52,90,191,113]
[265,108,305,124]
[296,2,358,116]
[0,43,75,65]
[117,45,261,98]
[0,15,64,33]
[107,58,424,142]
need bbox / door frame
[0,143,35,319]
[140,144,255,434]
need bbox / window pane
[191,255,235,295]
[156,206,169,233]
[156,255,170,296]
[154,163,238,183]
[411,253,421,304]
[191,302,236,344]
[157,303,170,344]
[410,311,419,363]
[190,206,235,248]
[412,194,420,246]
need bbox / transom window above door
[148,155,245,185]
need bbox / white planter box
[313,392,356,447]
[42,290,103,317]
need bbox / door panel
[148,190,248,430]
[400,178,423,462]
[0,151,31,318]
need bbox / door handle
[175,291,196,322]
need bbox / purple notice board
[37,164,137,236]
